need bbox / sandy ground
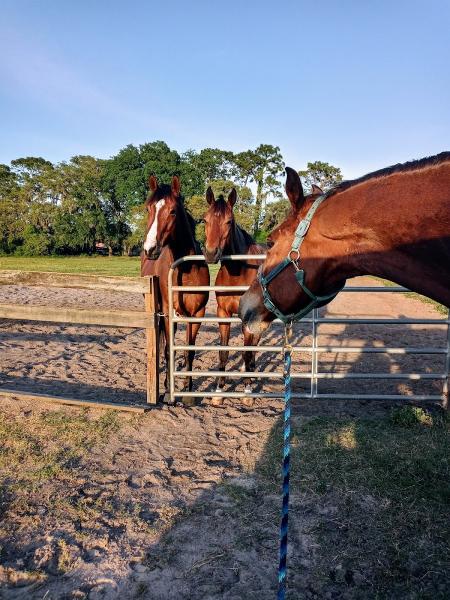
[0,277,447,599]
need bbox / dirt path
[0,278,447,598]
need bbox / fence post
[145,276,160,405]
[311,308,319,399]
[443,308,450,411]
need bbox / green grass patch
[0,255,219,283]
[0,409,120,490]
[208,263,220,283]
[255,410,449,597]
[0,408,160,555]
[0,255,141,277]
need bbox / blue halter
[258,194,344,323]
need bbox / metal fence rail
[168,255,450,404]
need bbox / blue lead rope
[278,330,292,599]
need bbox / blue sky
[1,0,449,179]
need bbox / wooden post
[145,276,160,405]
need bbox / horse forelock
[145,183,174,207]
[211,196,231,217]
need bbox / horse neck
[227,222,255,255]
[170,207,198,259]
[314,164,450,305]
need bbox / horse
[141,175,210,400]
[239,153,450,342]
[203,186,267,394]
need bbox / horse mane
[183,205,203,251]
[325,151,450,199]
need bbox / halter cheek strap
[258,194,345,323]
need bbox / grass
[374,276,448,315]
[0,407,124,533]
[0,409,120,491]
[0,407,170,581]
[0,255,220,281]
[254,407,450,597]
[0,255,141,277]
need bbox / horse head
[238,168,330,334]
[202,187,237,264]
[143,175,182,259]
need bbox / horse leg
[242,328,262,406]
[217,306,231,393]
[179,316,202,406]
[184,321,201,391]
[162,317,175,403]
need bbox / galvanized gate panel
[167,255,450,405]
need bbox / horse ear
[285,167,305,210]
[149,175,158,192]
[311,184,324,195]
[171,175,181,197]
[228,188,237,208]
[206,186,215,205]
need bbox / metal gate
[168,255,450,405]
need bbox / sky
[0,0,449,179]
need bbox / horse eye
[170,209,177,216]
[267,239,274,248]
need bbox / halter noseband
[258,194,344,324]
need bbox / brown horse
[203,187,266,392]
[239,153,450,337]
[141,175,209,398]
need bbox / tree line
[0,141,342,256]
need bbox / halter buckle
[295,219,310,238]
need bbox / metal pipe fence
[168,255,450,405]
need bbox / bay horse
[203,187,267,393]
[141,175,209,400]
[239,153,450,339]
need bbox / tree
[233,144,284,235]
[53,156,106,254]
[0,164,18,198]
[0,165,26,253]
[10,156,53,182]
[140,141,181,190]
[298,161,343,193]
[179,150,204,199]
[102,145,145,208]
[10,157,57,205]
[122,204,147,256]
[261,198,290,234]
[190,148,235,183]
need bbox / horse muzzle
[203,246,222,264]
[238,284,272,335]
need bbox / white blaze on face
[144,199,165,253]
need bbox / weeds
[251,412,450,597]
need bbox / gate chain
[278,323,293,599]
